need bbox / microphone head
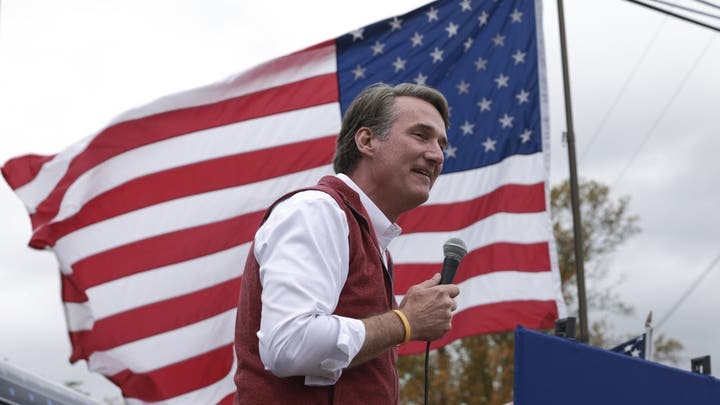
[443,238,467,261]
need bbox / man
[234,82,460,404]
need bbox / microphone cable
[424,341,431,405]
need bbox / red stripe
[69,278,241,362]
[399,300,558,355]
[397,183,546,233]
[33,135,335,247]
[110,344,234,402]
[1,154,55,190]
[61,274,88,303]
[393,242,551,293]
[218,392,235,405]
[68,211,262,290]
[29,73,339,232]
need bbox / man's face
[369,96,447,219]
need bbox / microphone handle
[440,256,460,285]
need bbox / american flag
[2,0,564,403]
[610,334,647,359]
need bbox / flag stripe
[69,278,240,360]
[1,154,55,189]
[109,344,234,402]
[393,241,551,292]
[399,299,558,355]
[37,135,336,245]
[86,310,235,375]
[399,182,546,233]
[30,75,339,229]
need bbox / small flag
[611,334,647,359]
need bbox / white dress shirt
[254,174,401,386]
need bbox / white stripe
[86,309,235,375]
[125,356,237,405]
[394,271,556,309]
[112,43,336,125]
[64,302,94,332]
[55,164,334,271]
[426,152,546,205]
[389,211,552,264]
[14,136,92,215]
[50,102,341,224]
[16,42,336,215]
[84,243,250,322]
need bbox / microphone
[440,238,467,285]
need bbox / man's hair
[333,82,450,174]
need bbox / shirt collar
[336,173,402,252]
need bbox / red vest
[234,176,398,404]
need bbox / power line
[648,0,720,19]
[579,17,668,164]
[692,0,720,11]
[625,0,720,31]
[656,249,720,330]
[611,33,716,189]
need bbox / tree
[398,179,681,404]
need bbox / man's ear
[354,127,375,157]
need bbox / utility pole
[557,0,589,343]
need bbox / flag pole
[556,0,589,343]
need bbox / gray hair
[333,82,449,174]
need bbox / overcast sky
[1,0,719,401]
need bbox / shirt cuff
[304,316,366,386]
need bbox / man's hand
[398,273,460,341]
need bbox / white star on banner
[464,37,474,51]
[461,121,474,135]
[474,57,488,71]
[516,90,530,104]
[457,80,470,94]
[477,97,492,111]
[372,41,385,56]
[495,73,509,88]
[446,22,459,37]
[393,57,407,72]
[410,32,424,48]
[511,9,523,23]
[499,113,514,128]
[389,17,403,31]
[482,137,497,151]
[350,28,364,41]
[460,0,472,12]
[492,33,505,47]
[430,47,444,63]
[512,50,526,64]
[352,65,366,79]
[426,7,439,22]
[414,72,428,85]
[444,144,458,159]
[520,129,532,143]
[478,11,489,26]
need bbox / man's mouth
[412,168,432,179]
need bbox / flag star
[350,28,364,41]
[474,57,488,71]
[499,113,514,128]
[477,97,492,111]
[444,144,458,159]
[492,33,505,47]
[511,9,523,23]
[430,47,444,63]
[512,50,526,64]
[624,344,633,353]
[631,349,641,358]
[516,90,530,104]
[352,65,366,80]
[478,11,489,26]
[389,16,403,31]
[426,7,439,22]
[371,41,385,56]
[482,137,497,151]
[414,72,428,86]
[520,129,532,143]
[495,73,509,88]
[410,32,424,48]
[393,56,407,72]
[464,37,474,51]
[460,121,474,135]
[460,0,472,12]
[457,80,470,94]
[445,22,459,38]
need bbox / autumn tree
[398,179,681,404]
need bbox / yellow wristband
[392,309,412,344]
